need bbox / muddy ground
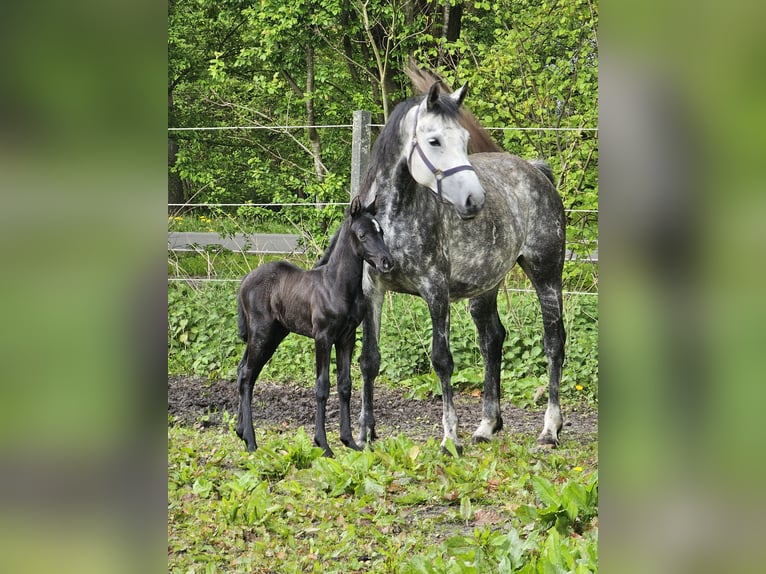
[168,375,597,445]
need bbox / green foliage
[167,279,598,408]
[168,425,597,573]
[168,282,241,379]
[169,0,598,249]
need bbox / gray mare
[358,82,566,452]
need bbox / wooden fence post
[350,110,371,199]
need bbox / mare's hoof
[440,440,463,457]
[471,433,491,444]
[535,434,559,449]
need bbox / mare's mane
[404,62,504,154]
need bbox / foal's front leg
[313,336,334,457]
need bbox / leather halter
[407,104,476,200]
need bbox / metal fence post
[350,110,371,199]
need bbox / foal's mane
[313,218,348,268]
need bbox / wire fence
[168,125,597,132]
[168,120,597,296]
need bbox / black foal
[235,197,393,456]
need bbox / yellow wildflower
[575,384,584,391]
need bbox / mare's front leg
[335,334,362,451]
[313,335,334,457]
[469,288,506,442]
[359,283,384,445]
[423,284,461,454]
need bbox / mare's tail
[405,59,504,154]
[529,159,556,185]
[237,293,248,342]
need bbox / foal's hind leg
[236,323,287,451]
[518,256,566,446]
[468,287,507,443]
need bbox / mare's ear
[349,195,362,217]
[450,83,468,107]
[426,81,441,111]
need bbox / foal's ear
[426,81,441,111]
[450,83,468,107]
[365,196,378,216]
[349,195,362,217]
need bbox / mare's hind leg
[335,335,362,451]
[518,255,566,446]
[236,323,288,451]
[469,287,507,443]
[359,284,385,445]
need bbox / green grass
[168,423,597,573]
[168,252,598,573]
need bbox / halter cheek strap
[407,106,476,200]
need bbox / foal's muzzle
[369,253,394,273]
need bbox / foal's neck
[322,222,364,294]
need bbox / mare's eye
[428,138,441,147]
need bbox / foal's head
[348,196,393,273]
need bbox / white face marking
[372,218,382,235]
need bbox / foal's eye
[358,233,366,241]
[428,138,441,147]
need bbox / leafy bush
[167,279,598,407]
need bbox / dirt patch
[168,375,597,445]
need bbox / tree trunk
[438,1,463,69]
[168,86,185,213]
[306,36,325,183]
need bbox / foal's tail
[529,159,556,186]
[237,294,248,342]
[405,59,504,154]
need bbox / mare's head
[404,82,486,219]
[348,196,393,273]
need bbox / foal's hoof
[342,438,363,451]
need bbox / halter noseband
[407,104,476,200]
